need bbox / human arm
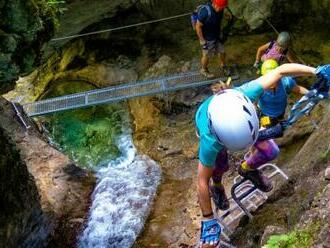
[259,63,316,90]
[255,43,270,65]
[223,7,233,21]
[286,50,296,63]
[197,161,214,218]
[196,20,206,45]
[198,161,221,248]
[291,84,309,95]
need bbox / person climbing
[239,59,309,192]
[195,0,232,78]
[195,63,330,248]
[253,32,296,70]
[258,59,309,124]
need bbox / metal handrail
[22,71,239,117]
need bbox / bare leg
[219,52,226,68]
[211,149,230,210]
[201,54,209,71]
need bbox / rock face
[51,0,134,45]
[0,0,57,92]
[0,97,95,247]
[0,115,48,247]
[2,0,330,94]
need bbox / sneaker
[238,166,273,192]
[210,185,230,210]
[200,68,214,78]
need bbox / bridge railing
[23,71,237,116]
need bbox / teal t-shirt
[258,76,296,117]
[195,79,264,167]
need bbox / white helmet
[208,89,259,151]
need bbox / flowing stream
[41,80,161,247]
[78,130,161,248]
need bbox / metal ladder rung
[215,163,289,240]
[222,189,267,225]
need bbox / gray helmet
[277,32,291,49]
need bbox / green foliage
[266,232,311,248]
[266,222,320,248]
[46,0,67,14]
[319,147,330,162]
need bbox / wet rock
[0,97,95,246]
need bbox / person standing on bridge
[195,63,330,248]
[195,0,232,78]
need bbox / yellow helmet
[261,59,279,75]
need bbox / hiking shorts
[202,39,225,57]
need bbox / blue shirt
[258,76,296,118]
[195,79,264,167]
[198,3,223,41]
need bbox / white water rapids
[78,133,161,248]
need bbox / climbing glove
[313,64,330,97]
[200,218,221,246]
[315,64,330,85]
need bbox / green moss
[266,222,321,248]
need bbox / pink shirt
[261,41,286,63]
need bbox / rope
[51,12,191,42]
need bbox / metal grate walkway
[22,71,238,117]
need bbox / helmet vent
[252,130,256,141]
[248,120,253,132]
[243,105,252,116]
[243,95,249,103]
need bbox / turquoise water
[40,80,125,169]
[41,80,161,247]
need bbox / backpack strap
[197,4,212,23]
[280,48,288,62]
[265,40,275,54]
[204,4,212,22]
